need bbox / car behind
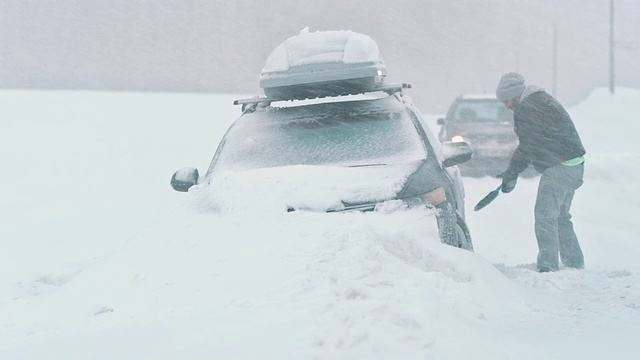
[437,94,527,177]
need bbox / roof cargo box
[259,29,387,100]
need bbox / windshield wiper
[347,163,387,168]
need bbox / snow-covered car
[170,29,474,250]
[437,94,519,177]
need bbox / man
[496,72,586,272]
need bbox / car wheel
[437,202,474,251]
[455,217,474,251]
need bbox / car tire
[437,202,474,251]
[455,217,474,251]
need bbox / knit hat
[496,72,526,102]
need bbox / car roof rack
[232,83,412,108]
[377,83,412,94]
[233,97,274,106]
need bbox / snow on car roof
[261,28,383,74]
[270,91,389,108]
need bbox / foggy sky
[1,0,638,113]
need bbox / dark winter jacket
[505,90,586,175]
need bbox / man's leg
[534,169,565,272]
[558,165,585,268]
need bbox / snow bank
[2,88,640,359]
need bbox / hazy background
[1,0,638,113]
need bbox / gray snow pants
[534,162,585,272]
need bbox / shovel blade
[473,190,500,211]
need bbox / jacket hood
[520,85,545,102]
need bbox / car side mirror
[437,117,445,125]
[170,167,200,192]
[441,141,473,168]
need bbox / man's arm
[505,145,530,176]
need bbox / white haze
[1,0,639,113]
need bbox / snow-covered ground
[1,87,639,359]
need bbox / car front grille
[467,134,516,144]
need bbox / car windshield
[452,99,513,123]
[208,98,427,177]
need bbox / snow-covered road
[1,88,639,359]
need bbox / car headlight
[451,135,467,143]
[401,186,447,209]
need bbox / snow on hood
[190,162,422,213]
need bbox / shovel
[473,185,502,211]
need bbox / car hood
[192,162,423,213]
[448,122,515,137]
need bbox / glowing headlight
[451,135,467,143]
[401,186,448,209]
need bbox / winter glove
[497,171,518,193]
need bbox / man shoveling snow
[495,72,586,272]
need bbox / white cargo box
[259,29,387,100]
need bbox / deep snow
[1,87,639,359]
